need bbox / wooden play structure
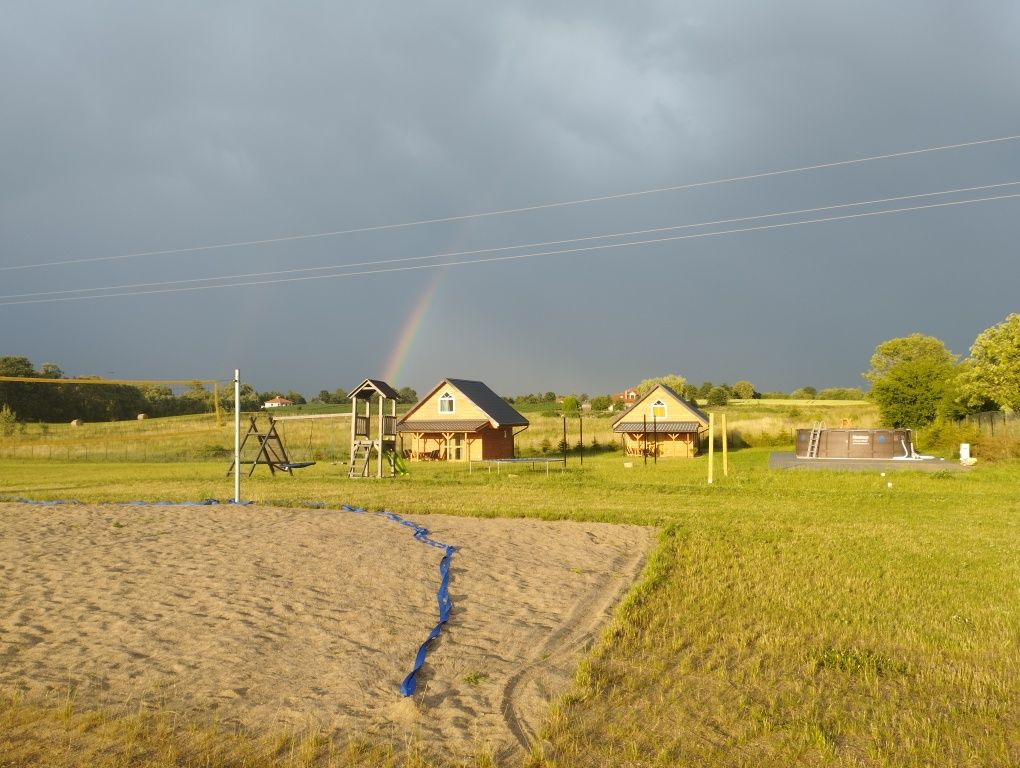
[348,378,402,478]
[226,416,316,476]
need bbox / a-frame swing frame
[225,415,315,476]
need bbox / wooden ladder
[348,441,373,478]
[806,422,824,458]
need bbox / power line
[3,133,1019,273]
[2,191,1018,307]
[3,180,1018,302]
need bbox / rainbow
[382,272,442,385]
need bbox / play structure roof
[349,378,401,401]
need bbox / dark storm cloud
[2,2,1018,395]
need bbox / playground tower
[348,378,400,478]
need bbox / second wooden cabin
[611,383,709,458]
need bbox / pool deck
[768,452,970,472]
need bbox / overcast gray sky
[2,2,1019,397]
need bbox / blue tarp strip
[341,504,456,697]
[9,497,449,697]
[11,498,253,506]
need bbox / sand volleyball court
[0,502,652,762]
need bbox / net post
[233,369,241,503]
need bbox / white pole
[234,369,241,503]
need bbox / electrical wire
[2,181,1018,302]
[2,190,1017,307]
[3,133,1019,272]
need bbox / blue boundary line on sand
[8,497,451,697]
[341,504,456,697]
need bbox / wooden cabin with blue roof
[397,378,529,461]
[611,383,709,458]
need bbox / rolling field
[1,407,1017,766]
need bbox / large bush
[706,387,729,406]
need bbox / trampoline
[477,456,566,475]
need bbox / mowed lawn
[1,450,1018,767]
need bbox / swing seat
[278,461,316,470]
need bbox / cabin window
[651,399,667,419]
[438,392,455,414]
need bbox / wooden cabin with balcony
[348,378,400,477]
[397,378,528,462]
[611,384,709,458]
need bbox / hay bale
[70,419,82,427]
[137,413,148,420]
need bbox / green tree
[864,334,959,428]
[696,381,714,399]
[962,313,1020,411]
[397,387,418,404]
[561,395,580,413]
[707,386,729,406]
[590,395,612,411]
[636,374,687,395]
[38,362,64,379]
[732,380,756,399]
[790,386,817,399]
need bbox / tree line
[0,357,225,422]
[504,377,864,412]
[0,357,419,423]
[5,312,1015,427]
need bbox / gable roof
[610,384,708,428]
[398,378,529,428]
[349,378,400,401]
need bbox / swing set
[226,416,317,476]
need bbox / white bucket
[959,443,971,461]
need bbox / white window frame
[438,392,455,414]
[651,399,667,419]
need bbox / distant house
[611,388,640,406]
[263,396,294,409]
[397,378,529,461]
[611,384,709,458]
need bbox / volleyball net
[0,374,229,462]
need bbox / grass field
[1,412,1018,766]
[0,399,882,464]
